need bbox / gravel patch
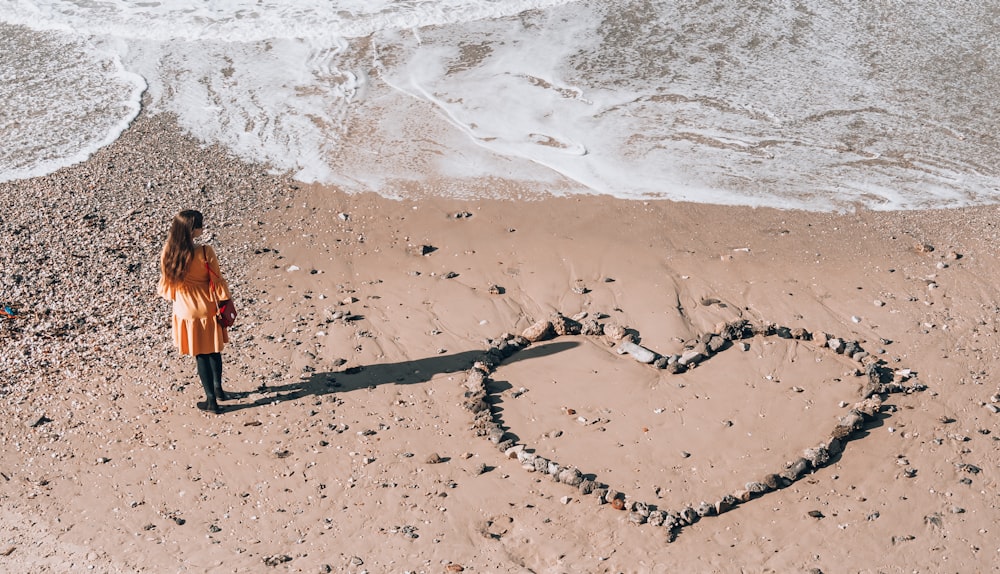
[0,108,295,396]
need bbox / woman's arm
[205,245,233,301]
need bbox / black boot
[209,353,228,401]
[196,354,223,414]
[197,399,222,414]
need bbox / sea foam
[4,0,1000,211]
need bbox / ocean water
[3,0,1000,211]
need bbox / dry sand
[1,111,999,573]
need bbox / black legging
[195,352,223,401]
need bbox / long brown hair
[160,210,204,288]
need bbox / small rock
[522,320,555,342]
[647,510,666,526]
[26,414,52,428]
[425,453,443,464]
[924,513,943,528]
[406,244,434,256]
[956,463,981,474]
[617,340,657,364]
[504,445,525,459]
[781,458,810,481]
[891,534,916,544]
[678,349,705,366]
[603,323,628,341]
[716,495,738,514]
[557,467,584,486]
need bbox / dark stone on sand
[696,501,716,517]
[592,488,608,503]
[707,335,727,353]
[781,458,811,481]
[716,494,738,514]
[680,506,699,525]
[263,554,293,567]
[406,244,434,256]
[550,313,582,336]
[666,361,687,374]
[628,512,647,525]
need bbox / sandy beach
[2,111,999,573]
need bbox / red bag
[216,298,238,328]
[204,246,237,329]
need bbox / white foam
[0,0,579,42]
[5,0,1000,211]
[0,25,144,183]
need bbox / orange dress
[158,245,232,355]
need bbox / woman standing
[158,210,233,414]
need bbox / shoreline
[2,110,999,573]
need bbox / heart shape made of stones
[460,312,924,541]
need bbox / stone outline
[460,313,925,542]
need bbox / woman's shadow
[225,340,581,413]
